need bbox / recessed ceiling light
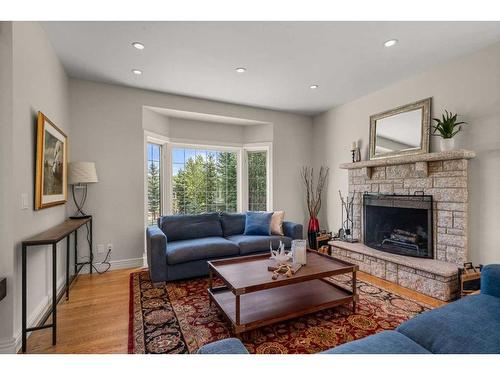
[132,42,145,50]
[132,69,143,75]
[235,67,247,73]
[310,84,319,89]
[384,39,398,48]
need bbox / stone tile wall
[332,246,459,301]
[348,159,469,265]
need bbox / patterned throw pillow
[244,211,273,236]
[270,211,285,236]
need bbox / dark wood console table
[21,217,93,353]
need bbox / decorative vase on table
[307,216,320,250]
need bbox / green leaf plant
[432,110,467,139]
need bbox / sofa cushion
[227,234,292,255]
[244,211,273,236]
[397,294,500,354]
[270,211,285,235]
[197,338,249,354]
[220,212,246,237]
[159,213,223,242]
[322,331,430,354]
[166,237,239,265]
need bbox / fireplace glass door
[363,194,433,259]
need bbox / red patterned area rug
[128,270,430,354]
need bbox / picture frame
[35,111,68,210]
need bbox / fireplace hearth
[363,194,433,259]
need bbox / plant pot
[440,138,455,152]
[307,217,319,249]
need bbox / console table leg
[66,236,70,300]
[22,244,27,353]
[52,243,57,345]
[89,219,93,275]
[74,230,78,275]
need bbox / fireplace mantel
[340,149,475,178]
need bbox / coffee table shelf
[207,250,358,335]
[209,279,353,333]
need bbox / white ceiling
[42,21,500,116]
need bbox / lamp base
[70,215,92,220]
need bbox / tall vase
[307,217,320,249]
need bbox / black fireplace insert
[363,193,433,259]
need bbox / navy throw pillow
[244,211,273,236]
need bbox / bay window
[145,138,271,220]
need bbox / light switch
[21,193,29,210]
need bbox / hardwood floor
[26,268,141,354]
[25,267,445,354]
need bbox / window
[147,143,162,224]
[171,147,238,214]
[144,137,271,220]
[247,151,267,211]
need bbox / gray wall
[69,79,312,268]
[0,21,15,352]
[142,111,273,145]
[0,22,70,353]
[313,42,500,265]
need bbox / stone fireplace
[329,150,476,301]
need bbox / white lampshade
[68,162,99,185]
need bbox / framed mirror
[369,98,431,160]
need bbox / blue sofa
[146,212,303,283]
[197,264,500,354]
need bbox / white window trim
[242,142,273,212]
[144,131,272,221]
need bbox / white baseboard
[109,257,145,270]
[0,337,17,354]
[78,257,144,273]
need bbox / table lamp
[68,161,98,219]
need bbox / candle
[352,141,357,150]
[292,240,307,265]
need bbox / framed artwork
[35,112,68,210]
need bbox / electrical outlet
[97,244,105,254]
[107,243,113,254]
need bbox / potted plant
[432,110,467,151]
[301,166,329,249]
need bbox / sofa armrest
[197,338,249,354]
[481,264,500,298]
[146,226,168,283]
[283,221,303,240]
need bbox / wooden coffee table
[207,249,358,334]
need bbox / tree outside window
[147,143,161,225]
[247,151,267,211]
[172,148,237,214]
